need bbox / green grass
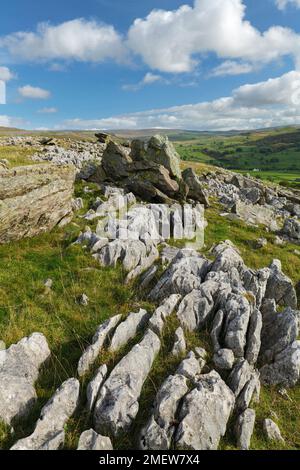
[0,146,38,168]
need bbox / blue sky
[1,0,300,130]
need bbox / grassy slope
[0,146,299,450]
[175,127,300,188]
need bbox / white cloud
[276,0,300,9]
[18,85,51,100]
[1,1,300,76]
[0,19,126,63]
[210,60,257,77]
[233,71,300,106]
[38,107,57,113]
[127,0,300,73]
[122,72,164,91]
[58,71,300,131]
[0,66,15,81]
[0,115,26,128]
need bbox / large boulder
[101,141,132,180]
[145,135,182,180]
[0,333,50,425]
[0,164,75,243]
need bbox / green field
[174,127,300,188]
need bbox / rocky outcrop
[92,135,212,205]
[0,333,50,425]
[11,378,80,450]
[0,164,75,243]
[149,249,210,301]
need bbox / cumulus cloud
[38,107,58,113]
[18,85,51,100]
[276,0,300,9]
[127,0,300,72]
[0,66,15,81]
[122,72,164,91]
[210,60,257,77]
[0,19,126,63]
[59,71,300,131]
[233,71,300,106]
[1,1,300,75]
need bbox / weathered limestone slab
[0,164,75,243]
[94,329,160,436]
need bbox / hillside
[0,132,299,451]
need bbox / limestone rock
[282,218,300,241]
[233,200,279,231]
[235,372,261,413]
[223,293,252,358]
[213,349,235,370]
[259,299,299,364]
[149,294,182,335]
[177,281,230,332]
[86,365,108,412]
[146,135,182,180]
[101,141,132,180]
[77,315,122,377]
[110,309,149,352]
[172,327,186,356]
[260,340,300,387]
[94,329,160,436]
[210,310,225,352]
[140,374,188,450]
[175,371,235,450]
[182,168,209,206]
[265,259,297,309]
[235,409,255,450]
[0,164,75,243]
[11,378,80,450]
[77,429,113,450]
[0,333,50,425]
[149,249,210,301]
[228,360,253,397]
[176,351,206,381]
[245,308,262,365]
[263,419,284,442]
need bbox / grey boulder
[11,378,80,450]
[0,333,50,425]
[175,371,235,450]
[94,329,160,436]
